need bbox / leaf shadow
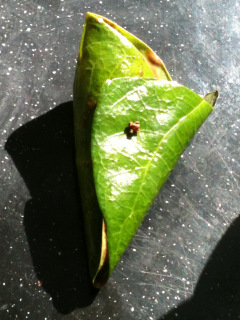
[5,101,98,314]
[158,215,240,320]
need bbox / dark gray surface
[1,0,240,319]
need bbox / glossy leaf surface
[73,12,171,285]
[92,78,213,275]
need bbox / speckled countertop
[1,1,240,319]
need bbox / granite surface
[1,0,240,319]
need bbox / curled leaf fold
[73,12,217,287]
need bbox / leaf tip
[204,90,219,107]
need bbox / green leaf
[92,78,213,275]
[73,12,171,286]
[73,12,217,287]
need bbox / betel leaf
[91,78,214,276]
[73,12,171,287]
[74,12,217,287]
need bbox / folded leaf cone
[73,12,216,287]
